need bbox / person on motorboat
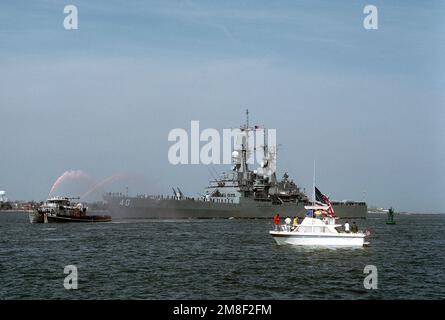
[351,222,358,233]
[273,214,280,231]
[344,220,350,233]
[292,216,298,230]
[284,217,292,231]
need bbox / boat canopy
[304,205,329,210]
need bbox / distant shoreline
[368,211,445,215]
[0,209,109,214]
[1,210,444,215]
[0,210,33,213]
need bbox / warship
[103,111,367,219]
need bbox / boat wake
[43,238,67,242]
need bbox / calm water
[0,212,443,299]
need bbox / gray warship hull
[104,195,367,219]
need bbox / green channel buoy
[386,207,396,225]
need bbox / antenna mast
[240,109,249,174]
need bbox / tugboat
[386,207,396,225]
[29,197,112,223]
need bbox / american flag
[315,186,335,216]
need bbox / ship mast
[263,132,266,157]
[240,109,249,174]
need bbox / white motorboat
[270,206,370,247]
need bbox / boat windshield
[48,199,70,205]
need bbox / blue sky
[0,0,444,212]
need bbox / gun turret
[176,187,185,199]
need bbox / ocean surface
[0,212,443,299]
